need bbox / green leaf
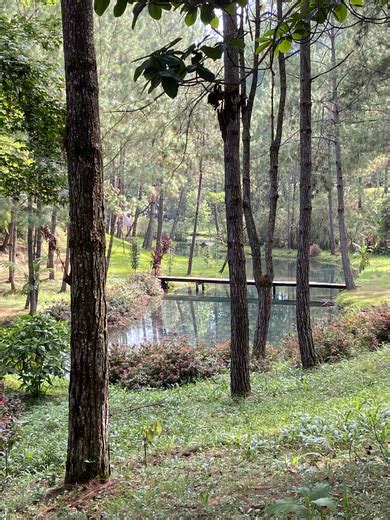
[312,497,337,511]
[210,16,219,29]
[236,0,248,6]
[184,8,197,26]
[228,37,245,50]
[148,2,162,20]
[200,44,223,60]
[333,3,348,23]
[266,499,308,518]
[161,76,179,98]
[113,0,128,17]
[277,39,292,53]
[350,0,363,5]
[225,3,236,14]
[200,4,215,24]
[132,1,147,29]
[196,65,215,82]
[94,0,110,16]
[256,41,270,54]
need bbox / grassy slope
[2,347,389,518]
[337,256,390,308]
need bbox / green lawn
[337,255,390,308]
[1,347,389,518]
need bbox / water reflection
[109,259,341,348]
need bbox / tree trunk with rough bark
[47,209,57,279]
[8,208,17,291]
[155,188,164,251]
[296,30,318,369]
[106,213,117,270]
[26,197,37,314]
[143,197,155,250]
[132,184,143,238]
[61,0,109,484]
[187,163,203,276]
[327,141,336,255]
[330,27,355,290]
[222,10,250,397]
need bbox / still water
[109,258,343,347]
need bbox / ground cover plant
[0,347,388,518]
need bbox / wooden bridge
[157,275,346,297]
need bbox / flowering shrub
[109,339,230,390]
[282,306,390,364]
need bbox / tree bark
[187,162,203,276]
[155,187,164,251]
[170,186,185,240]
[222,10,250,397]
[106,213,117,270]
[61,0,109,484]
[296,28,318,369]
[330,27,355,290]
[142,196,155,250]
[60,223,70,293]
[327,141,336,255]
[26,197,37,314]
[132,184,143,237]
[254,0,286,357]
[47,208,57,279]
[8,208,17,291]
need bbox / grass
[1,347,389,518]
[337,255,390,308]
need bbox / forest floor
[1,347,389,518]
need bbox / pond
[109,257,344,347]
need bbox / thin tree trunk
[47,208,57,279]
[296,27,318,369]
[327,141,336,255]
[187,162,203,276]
[330,27,355,290]
[61,0,109,484]
[288,173,297,249]
[170,186,185,240]
[384,165,388,195]
[254,0,287,357]
[132,184,143,237]
[60,223,70,293]
[142,197,155,250]
[8,208,17,291]
[155,187,164,251]
[222,10,250,397]
[26,197,37,314]
[106,213,117,270]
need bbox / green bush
[0,314,69,396]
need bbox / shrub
[0,314,69,396]
[109,339,230,390]
[0,390,24,476]
[282,306,390,364]
[309,243,322,257]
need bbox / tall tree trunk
[187,162,203,276]
[106,213,117,270]
[239,0,265,357]
[255,0,287,357]
[47,208,57,279]
[132,183,143,237]
[288,173,297,249]
[142,197,155,250]
[222,10,250,397]
[155,187,164,251]
[327,141,336,255]
[330,27,355,290]
[61,0,109,484]
[296,28,318,369]
[8,208,17,291]
[60,223,70,293]
[170,186,185,240]
[26,196,37,314]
